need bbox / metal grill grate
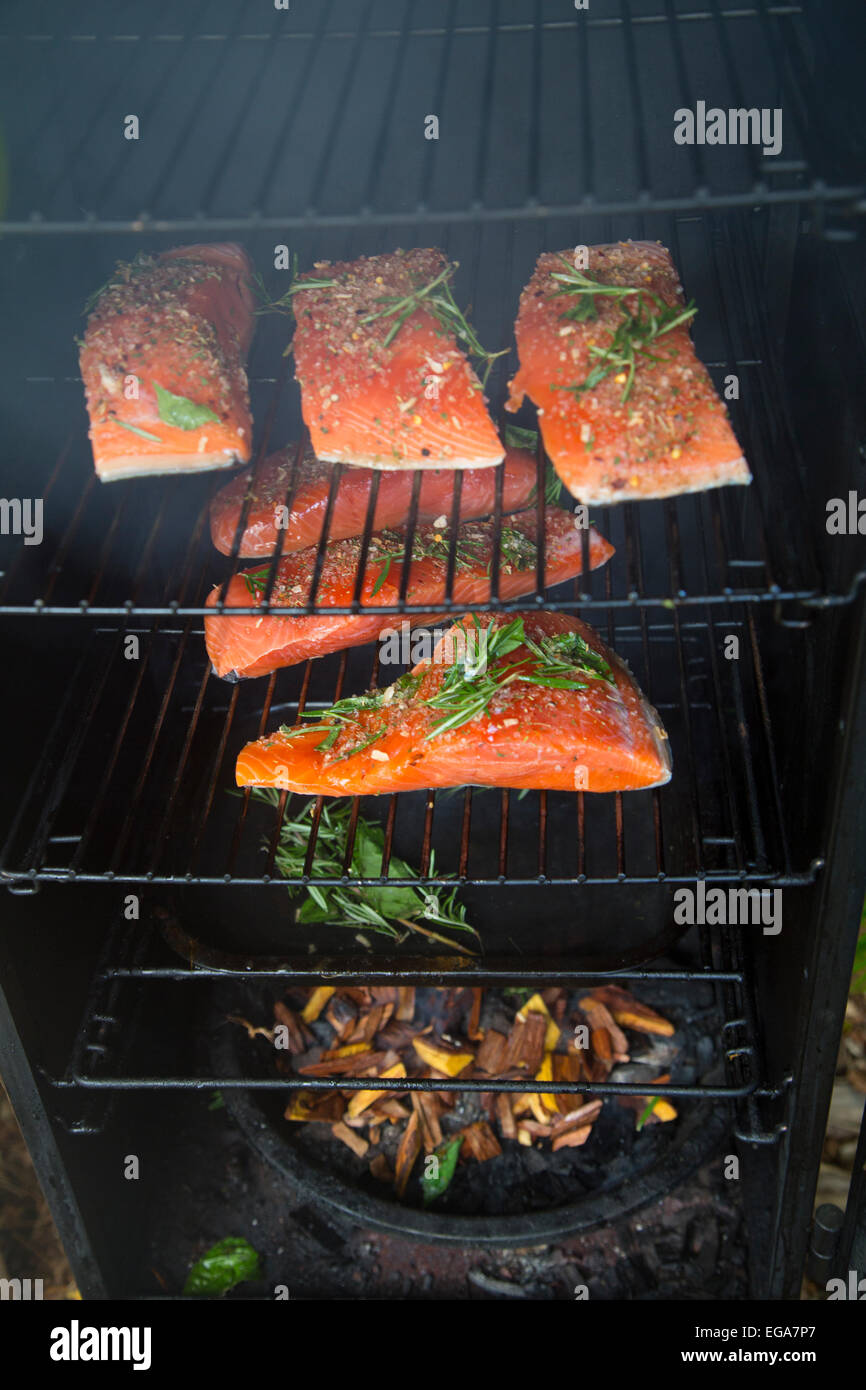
[0,600,815,893]
[0,210,862,616]
[0,0,862,231]
[44,911,760,1135]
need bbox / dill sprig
[246,788,477,950]
[549,256,697,404]
[361,260,508,386]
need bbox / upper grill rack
[0,0,862,232]
[1,209,863,616]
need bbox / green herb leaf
[636,1096,660,1131]
[242,566,271,599]
[421,1136,464,1205]
[550,256,697,404]
[252,791,476,949]
[207,1091,225,1111]
[503,424,539,451]
[114,420,163,443]
[154,382,220,431]
[422,616,614,741]
[360,260,507,385]
[183,1236,262,1297]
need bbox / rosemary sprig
[247,789,477,949]
[242,566,271,599]
[521,628,615,689]
[361,260,508,386]
[504,426,566,504]
[276,618,615,758]
[368,528,490,597]
[423,616,614,739]
[278,677,422,754]
[252,252,339,317]
[549,257,697,404]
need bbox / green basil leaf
[154,382,220,430]
[182,1236,262,1297]
[421,1136,463,1205]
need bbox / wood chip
[412,1036,474,1076]
[284,1091,344,1123]
[456,1120,502,1163]
[552,1124,593,1151]
[346,1062,407,1119]
[411,1092,444,1151]
[579,996,630,1059]
[502,1011,546,1074]
[301,986,336,1022]
[331,1121,370,1157]
[516,993,561,1051]
[467,987,483,1040]
[551,1099,603,1135]
[475,1029,507,1074]
[370,986,399,1005]
[325,994,358,1042]
[395,1111,421,1197]
[369,1153,393,1183]
[396,986,416,1021]
[368,1098,412,1123]
[589,985,675,1037]
[520,1118,554,1138]
[297,1049,390,1077]
[495,1093,517,1140]
[347,1001,395,1046]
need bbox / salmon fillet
[80,242,255,481]
[209,441,538,558]
[291,248,504,470]
[205,508,613,680]
[506,241,750,504]
[235,610,671,795]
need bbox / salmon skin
[205,508,613,680]
[235,610,671,795]
[291,248,505,471]
[506,242,750,504]
[209,441,539,557]
[80,242,255,482]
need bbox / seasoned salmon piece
[291,249,504,470]
[209,442,539,558]
[205,508,613,680]
[235,610,671,795]
[506,241,750,504]
[80,242,255,481]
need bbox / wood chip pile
[231,984,678,1202]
